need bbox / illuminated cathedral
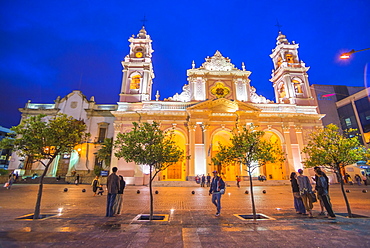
[9,27,324,184]
[112,27,323,184]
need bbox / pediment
[187,99,260,113]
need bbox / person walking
[206,173,211,187]
[236,175,241,188]
[362,173,368,186]
[91,176,100,196]
[315,168,335,218]
[297,169,314,218]
[5,175,15,189]
[209,170,225,217]
[201,174,206,187]
[75,174,80,185]
[106,167,120,217]
[313,167,329,216]
[113,175,126,215]
[290,172,306,214]
[354,174,362,186]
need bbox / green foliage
[96,138,113,168]
[0,168,8,175]
[211,142,233,172]
[115,122,185,175]
[226,125,285,172]
[302,124,368,171]
[7,114,88,163]
[213,125,285,220]
[114,121,186,220]
[94,165,103,176]
[0,137,14,150]
[2,113,88,220]
[302,124,370,218]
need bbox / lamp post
[340,47,370,59]
[339,47,369,148]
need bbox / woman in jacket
[290,172,306,214]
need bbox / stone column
[282,125,295,175]
[294,125,306,162]
[188,123,197,178]
[201,123,210,174]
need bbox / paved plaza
[0,182,369,248]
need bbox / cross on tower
[141,16,148,27]
[275,19,283,32]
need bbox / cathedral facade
[112,27,323,184]
[8,27,324,184]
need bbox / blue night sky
[1,0,369,128]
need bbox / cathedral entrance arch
[210,130,238,180]
[261,131,285,180]
[163,130,186,180]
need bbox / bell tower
[119,26,154,102]
[270,32,314,105]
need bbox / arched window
[130,74,141,89]
[279,84,286,98]
[292,79,303,94]
[285,53,294,63]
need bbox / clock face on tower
[135,52,143,58]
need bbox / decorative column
[294,125,306,162]
[201,123,210,174]
[187,122,197,178]
[282,125,295,175]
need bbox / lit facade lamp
[340,47,370,59]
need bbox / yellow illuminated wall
[262,131,284,180]
[211,130,238,180]
[163,130,186,180]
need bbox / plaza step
[152,179,290,187]
[17,177,66,184]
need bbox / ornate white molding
[202,51,235,71]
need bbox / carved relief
[202,51,235,71]
[210,82,230,98]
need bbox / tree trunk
[149,165,154,220]
[248,167,257,220]
[336,170,353,218]
[33,162,51,220]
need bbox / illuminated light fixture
[58,207,63,216]
[322,93,336,97]
[339,53,351,59]
[340,48,370,59]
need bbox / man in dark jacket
[106,167,120,217]
[209,170,225,217]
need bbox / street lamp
[340,47,370,59]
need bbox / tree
[114,121,185,220]
[211,143,232,174]
[0,114,87,219]
[302,124,369,217]
[218,125,285,220]
[95,138,113,175]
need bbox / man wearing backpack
[209,170,225,217]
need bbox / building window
[345,118,352,127]
[96,122,109,143]
[98,127,106,143]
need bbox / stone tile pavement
[0,183,369,248]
